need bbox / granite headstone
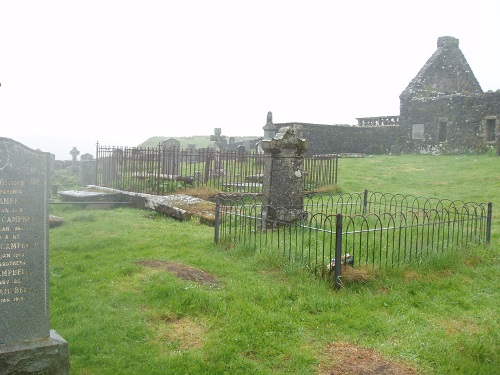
[0,138,69,374]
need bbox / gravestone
[70,147,80,175]
[187,144,198,164]
[0,138,69,374]
[210,128,226,150]
[209,128,226,177]
[237,145,246,163]
[263,111,277,140]
[162,138,180,151]
[260,127,309,223]
[80,153,96,186]
[162,138,180,175]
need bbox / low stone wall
[277,123,402,155]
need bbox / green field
[49,154,499,374]
[138,135,259,149]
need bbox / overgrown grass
[49,154,499,374]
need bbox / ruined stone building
[399,36,500,155]
[273,36,500,155]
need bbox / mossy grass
[49,154,499,374]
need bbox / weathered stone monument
[260,126,309,223]
[0,138,69,374]
[162,138,180,175]
[263,111,277,141]
[209,129,227,178]
[80,153,96,187]
[210,128,227,151]
[70,147,80,174]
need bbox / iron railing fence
[95,144,338,194]
[214,191,492,289]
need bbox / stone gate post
[260,126,309,223]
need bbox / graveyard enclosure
[95,144,338,195]
[215,191,492,289]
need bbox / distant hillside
[139,135,259,149]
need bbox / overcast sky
[1,0,499,159]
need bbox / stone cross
[210,128,227,151]
[70,147,80,163]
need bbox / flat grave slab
[57,190,120,202]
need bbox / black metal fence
[95,144,338,194]
[215,191,492,289]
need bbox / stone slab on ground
[86,186,216,225]
[57,190,128,209]
[58,190,121,202]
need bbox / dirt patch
[403,271,421,282]
[318,342,418,375]
[147,313,206,351]
[135,260,219,287]
[341,265,375,284]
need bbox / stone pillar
[260,127,309,223]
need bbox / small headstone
[162,138,180,150]
[237,145,246,162]
[80,153,93,161]
[80,155,97,186]
[161,139,180,175]
[0,138,69,374]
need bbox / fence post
[156,144,162,195]
[95,141,99,185]
[363,189,368,214]
[486,202,492,244]
[334,213,343,290]
[334,155,339,185]
[214,194,220,244]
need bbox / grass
[49,154,499,374]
